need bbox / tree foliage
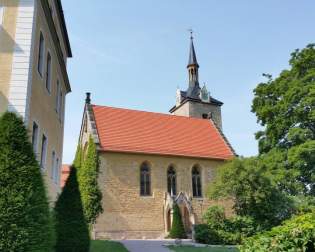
[196,206,259,245]
[240,210,315,252]
[169,204,187,239]
[79,136,103,224]
[252,44,315,153]
[252,44,315,195]
[54,167,90,252]
[73,144,83,171]
[0,112,54,252]
[208,44,315,234]
[208,157,294,227]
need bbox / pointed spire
[187,32,199,67]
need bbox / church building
[79,36,235,239]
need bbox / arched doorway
[179,204,192,234]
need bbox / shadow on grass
[90,240,129,252]
[168,245,239,252]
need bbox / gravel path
[120,239,194,252]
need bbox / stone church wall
[94,152,233,239]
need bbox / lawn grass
[168,245,239,252]
[90,240,128,252]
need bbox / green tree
[252,44,315,195]
[252,44,315,153]
[79,136,103,224]
[0,112,54,252]
[54,167,90,252]
[208,157,293,227]
[169,204,187,239]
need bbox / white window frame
[0,6,4,25]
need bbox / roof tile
[92,105,234,160]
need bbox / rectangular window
[45,52,52,93]
[38,33,45,76]
[55,80,60,113]
[55,158,59,184]
[40,134,47,169]
[51,151,55,179]
[59,90,63,120]
[31,122,39,154]
[0,6,4,25]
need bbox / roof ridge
[92,104,214,122]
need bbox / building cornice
[55,0,72,57]
[169,97,223,113]
[40,0,71,93]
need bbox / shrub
[195,224,223,244]
[203,205,226,229]
[79,136,103,224]
[54,167,90,252]
[169,204,187,239]
[197,206,259,245]
[240,211,315,252]
[0,112,54,251]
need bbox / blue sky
[61,0,315,164]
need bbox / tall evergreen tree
[54,167,90,252]
[0,112,54,252]
[79,136,103,224]
[169,204,187,239]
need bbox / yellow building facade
[0,0,72,201]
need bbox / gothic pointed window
[140,162,151,196]
[192,166,202,197]
[167,166,176,196]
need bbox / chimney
[85,92,91,104]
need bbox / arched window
[192,166,202,197]
[167,166,176,196]
[140,162,151,196]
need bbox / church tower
[169,35,223,129]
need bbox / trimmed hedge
[169,204,187,239]
[240,211,315,252]
[54,167,90,252]
[0,112,54,251]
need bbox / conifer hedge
[54,167,90,252]
[0,112,54,251]
[169,204,187,239]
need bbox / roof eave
[56,0,72,57]
[97,148,234,161]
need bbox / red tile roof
[92,105,234,160]
[60,164,71,188]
